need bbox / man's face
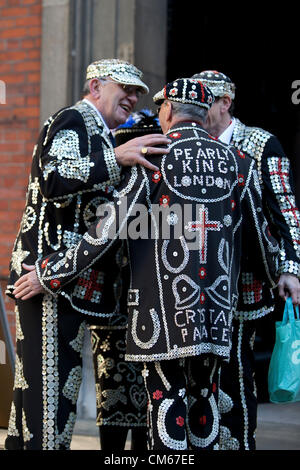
[97,79,141,129]
[202,98,223,133]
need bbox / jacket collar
[166,120,210,137]
[230,117,247,145]
[81,99,110,133]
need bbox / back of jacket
[36,123,279,361]
[124,123,279,361]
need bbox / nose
[128,93,139,107]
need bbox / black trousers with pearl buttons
[219,318,257,450]
[142,355,221,450]
[5,294,91,450]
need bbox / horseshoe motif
[131,309,160,350]
[161,236,189,274]
[157,398,187,450]
[218,238,230,274]
[186,394,219,448]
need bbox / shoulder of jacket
[233,118,273,140]
[43,105,84,129]
[231,118,274,160]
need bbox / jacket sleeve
[240,158,279,289]
[35,165,148,295]
[261,136,300,277]
[38,108,120,200]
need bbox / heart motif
[129,384,147,410]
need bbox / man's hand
[278,273,300,305]
[115,134,171,171]
[13,263,45,300]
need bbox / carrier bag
[268,297,300,403]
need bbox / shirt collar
[83,98,111,134]
[218,117,236,144]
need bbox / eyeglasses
[121,84,142,99]
[100,78,142,98]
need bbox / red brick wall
[0,0,42,343]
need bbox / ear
[165,100,173,123]
[89,78,101,98]
[220,95,232,113]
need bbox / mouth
[119,103,131,113]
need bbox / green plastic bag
[268,297,300,403]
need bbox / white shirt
[218,117,236,145]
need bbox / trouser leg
[98,426,128,451]
[90,327,147,450]
[5,294,86,450]
[98,423,148,451]
[5,299,41,449]
[186,356,220,450]
[143,356,221,451]
[219,318,257,450]
[131,426,148,451]
[143,359,188,450]
[98,425,148,451]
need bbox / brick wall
[0,0,42,343]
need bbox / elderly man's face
[202,98,223,133]
[202,95,232,137]
[97,79,141,129]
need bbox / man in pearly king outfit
[88,110,162,451]
[192,70,300,450]
[5,58,170,450]
[13,78,279,450]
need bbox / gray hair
[82,78,109,97]
[170,101,208,124]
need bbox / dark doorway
[167,2,300,203]
[167,2,300,402]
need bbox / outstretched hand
[13,263,45,300]
[115,133,171,171]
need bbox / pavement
[255,401,300,450]
[1,401,299,451]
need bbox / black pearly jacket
[35,122,279,361]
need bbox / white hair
[170,101,208,123]
[82,78,110,97]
